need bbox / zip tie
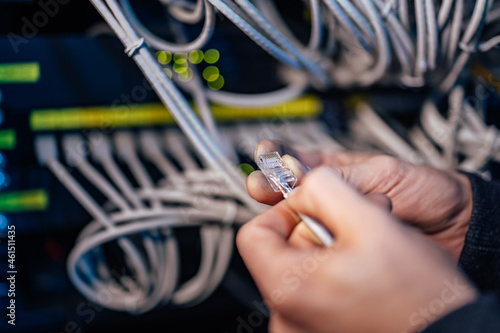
[125,38,145,57]
[459,41,478,53]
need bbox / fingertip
[246,171,283,205]
[282,155,307,180]
[254,140,280,162]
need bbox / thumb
[286,166,397,244]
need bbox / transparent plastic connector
[256,152,297,194]
[257,151,334,246]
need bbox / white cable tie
[459,41,477,53]
[125,38,145,57]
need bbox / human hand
[238,167,477,333]
[246,141,473,261]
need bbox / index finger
[236,201,309,295]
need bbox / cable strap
[125,37,145,57]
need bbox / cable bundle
[89,0,261,215]
[117,0,500,93]
[35,130,256,313]
[33,120,340,313]
[348,85,500,175]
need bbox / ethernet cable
[307,0,324,51]
[372,0,414,57]
[163,17,223,146]
[322,6,338,56]
[115,132,162,209]
[446,0,463,63]
[352,0,392,85]
[351,84,500,173]
[351,101,422,163]
[206,74,309,107]
[336,0,377,45]
[120,0,216,53]
[36,136,154,310]
[37,131,257,313]
[398,0,410,30]
[439,0,492,91]
[234,0,329,86]
[139,131,185,186]
[253,0,323,52]
[94,0,500,170]
[424,0,438,70]
[63,135,131,212]
[115,0,500,97]
[91,0,263,215]
[408,127,449,169]
[205,0,302,70]
[51,0,500,315]
[322,0,372,52]
[90,135,145,209]
[167,0,206,24]
[438,0,454,29]
[414,0,428,76]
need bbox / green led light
[208,75,225,90]
[239,163,255,176]
[0,189,49,212]
[163,68,173,79]
[157,51,172,65]
[0,129,16,150]
[173,62,188,74]
[204,49,220,64]
[189,50,204,64]
[203,66,220,82]
[0,62,40,83]
[174,53,188,63]
[178,68,194,82]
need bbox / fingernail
[254,140,278,162]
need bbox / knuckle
[302,166,334,188]
[370,155,409,177]
[236,223,254,250]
